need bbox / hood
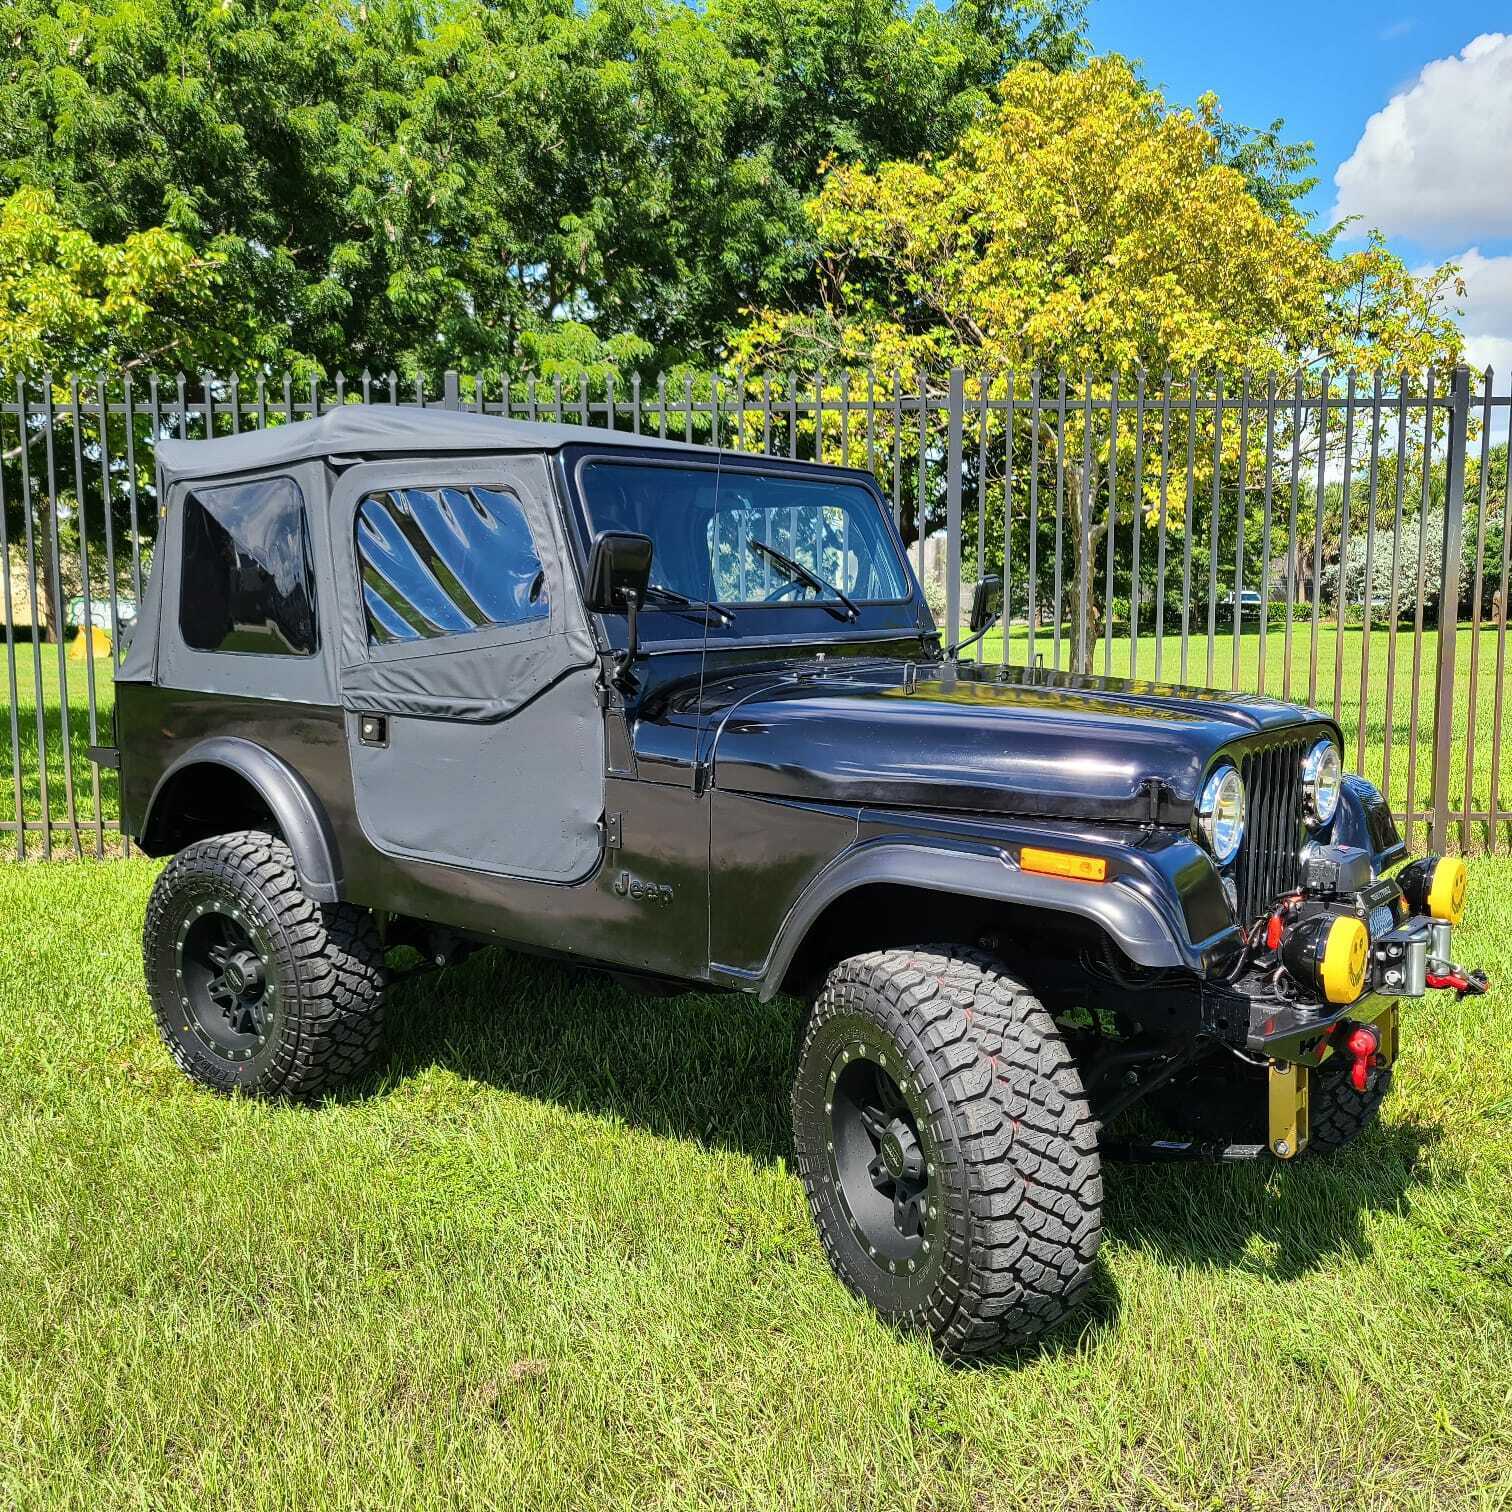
[702,662,1334,824]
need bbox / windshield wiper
[746,538,859,622]
[642,583,735,627]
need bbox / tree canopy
[0,0,1087,379]
[731,57,1463,380]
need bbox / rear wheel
[143,830,386,1100]
[792,946,1102,1358]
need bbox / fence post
[442,370,460,410]
[1430,363,1471,852]
[945,367,964,640]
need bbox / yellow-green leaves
[0,187,222,374]
[735,57,1463,383]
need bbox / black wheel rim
[174,895,280,1066]
[825,1035,941,1274]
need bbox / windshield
[577,460,911,607]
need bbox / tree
[733,58,1465,665]
[0,187,265,641]
[0,0,1086,380]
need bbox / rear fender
[138,736,342,902]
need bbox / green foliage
[0,186,248,374]
[1331,444,1508,616]
[0,0,1085,381]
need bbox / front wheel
[143,830,386,1100]
[792,947,1102,1359]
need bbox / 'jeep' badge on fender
[613,870,674,905]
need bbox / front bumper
[1202,908,1486,1159]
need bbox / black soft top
[155,405,723,485]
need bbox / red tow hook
[1344,1023,1384,1094]
[1426,967,1491,999]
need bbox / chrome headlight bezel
[1301,738,1342,826]
[1196,764,1246,866]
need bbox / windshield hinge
[1143,777,1166,827]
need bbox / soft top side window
[356,485,548,646]
[179,475,317,657]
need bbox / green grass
[2,858,1509,1507]
[976,621,1512,853]
[0,649,119,854]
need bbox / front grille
[1235,738,1307,922]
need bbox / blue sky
[1088,3,1512,371]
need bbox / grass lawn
[1,857,1508,1507]
[0,650,119,855]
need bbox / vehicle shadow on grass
[1099,1117,1450,1282]
[379,945,803,1166]
[376,946,1448,1316]
[377,944,1128,1362]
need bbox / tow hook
[1341,1021,1386,1094]
[1425,964,1490,999]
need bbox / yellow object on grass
[68,626,111,660]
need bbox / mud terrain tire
[144,830,385,1100]
[792,946,1102,1359]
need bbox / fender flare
[139,736,343,903]
[729,837,1195,1001]
[1333,773,1407,871]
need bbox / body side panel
[117,685,713,981]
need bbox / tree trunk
[1064,457,1106,676]
[33,498,61,644]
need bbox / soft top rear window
[179,475,317,657]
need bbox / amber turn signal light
[1020,847,1108,883]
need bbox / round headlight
[1196,765,1246,865]
[1302,739,1342,825]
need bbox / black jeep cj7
[103,408,1486,1357]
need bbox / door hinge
[605,811,623,851]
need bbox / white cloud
[1413,247,1512,377]
[1332,33,1512,245]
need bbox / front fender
[138,736,343,902]
[1328,774,1407,871]
[731,823,1240,1002]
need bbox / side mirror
[968,576,1003,634]
[585,530,653,613]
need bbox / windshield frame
[559,447,922,643]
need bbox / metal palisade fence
[2,363,1509,861]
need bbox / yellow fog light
[1283,913,1370,1006]
[1426,856,1468,924]
[1319,916,1370,1004]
